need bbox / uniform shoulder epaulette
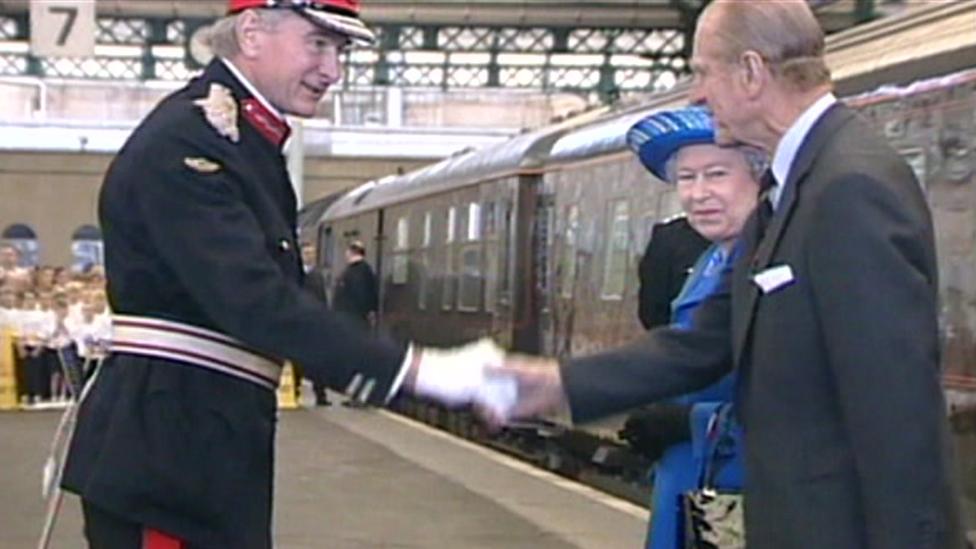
[184,157,222,174]
[659,213,688,225]
[193,83,240,143]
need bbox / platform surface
[0,403,646,548]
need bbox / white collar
[220,58,288,126]
[769,92,837,207]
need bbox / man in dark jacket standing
[333,241,378,330]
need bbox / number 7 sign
[30,0,95,58]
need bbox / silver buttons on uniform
[278,239,291,252]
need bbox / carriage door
[551,203,580,359]
[534,190,556,356]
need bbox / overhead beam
[0,0,855,30]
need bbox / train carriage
[311,0,976,510]
[320,118,606,351]
[541,93,686,360]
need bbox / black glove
[618,403,693,462]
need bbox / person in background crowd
[34,267,56,293]
[73,301,111,381]
[0,244,31,290]
[492,1,965,547]
[619,107,762,548]
[53,266,72,288]
[18,291,49,404]
[1,287,28,402]
[42,297,76,399]
[65,281,87,328]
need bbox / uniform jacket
[62,60,406,548]
[563,104,964,549]
[637,216,709,330]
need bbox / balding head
[689,0,834,150]
[699,0,830,92]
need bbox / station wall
[0,150,429,266]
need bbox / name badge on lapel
[752,264,794,294]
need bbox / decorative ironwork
[0,54,27,77]
[41,56,142,80]
[96,18,148,45]
[0,15,18,40]
[0,12,692,100]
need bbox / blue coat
[646,244,744,549]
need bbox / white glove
[473,370,518,422]
[413,338,505,407]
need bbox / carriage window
[418,212,432,309]
[392,216,408,285]
[442,207,458,309]
[467,203,482,241]
[498,199,514,304]
[422,212,432,247]
[395,217,409,250]
[560,205,580,298]
[447,207,457,243]
[458,244,482,311]
[483,201,497,238]
[601,199,630,300]
[442,245,456,310]
[418,250,430,310]
[318,225,333,269]
[484,244,498,313]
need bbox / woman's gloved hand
[618,403,693,462]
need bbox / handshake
[408,338,565,425]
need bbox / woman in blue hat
[622,106,766,549]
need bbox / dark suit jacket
[563,104,964,549]
[333,259,378,325]
[637,216,709,329]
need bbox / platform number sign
[29,0,95,58]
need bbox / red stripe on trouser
[143,529,184,549]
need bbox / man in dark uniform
[333,241,378,330]
[636,216,709,330]
[60,2,508,547]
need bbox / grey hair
[703,0,831,92]
[205,9,294,59]
[663,145,769,184]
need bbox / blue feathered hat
[626,106,715,182]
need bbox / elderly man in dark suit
[492,1,965,547]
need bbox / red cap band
[228,0,361,17]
